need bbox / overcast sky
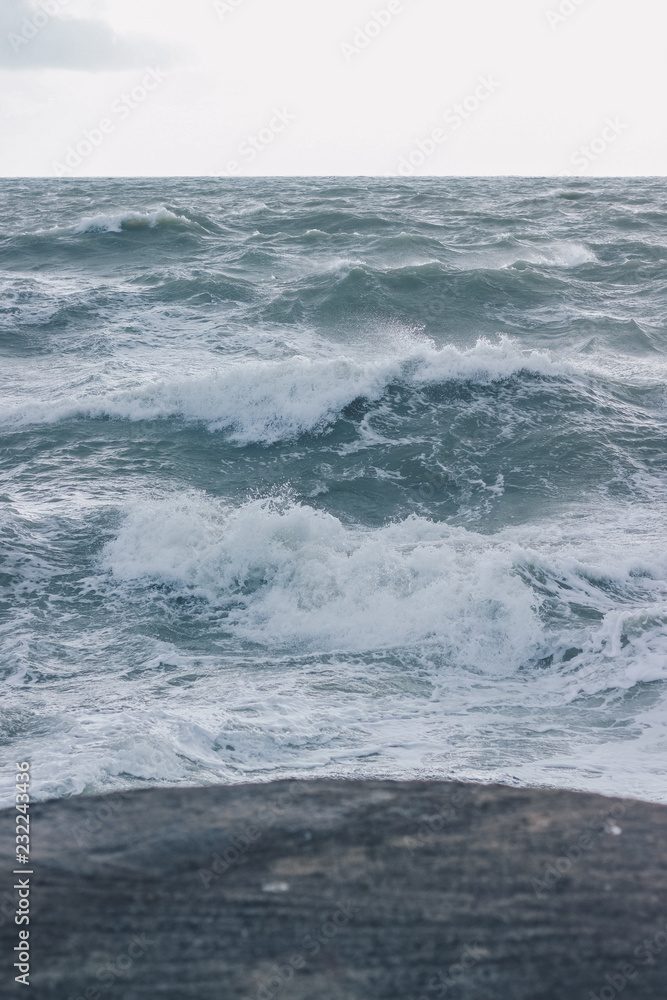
[0,0,665,176]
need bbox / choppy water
[1,176,667,806]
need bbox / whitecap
[71,207,188,234]
[0,337,562,443]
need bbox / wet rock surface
[1,779,667,999]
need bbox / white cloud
[0,0,173,70]
[0,0,665,176]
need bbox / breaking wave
[0,337,561,442]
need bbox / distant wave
[445,239,596,271]
[254,250,600,330]
[71,208,191,234]
[19,207,207,239]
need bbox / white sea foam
[517,241,596,268]
[102,495,540,665]
[101,493,667,688]
[71,207,187,234]
[1,337,561,442]
[449,240,596,271]
[4,179,667,811]
[3,497,666,811]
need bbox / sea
[1,176,666,808]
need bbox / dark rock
[1,780,666,998]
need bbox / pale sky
[0,0,665,176]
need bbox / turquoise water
[1,176,667,805]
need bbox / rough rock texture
[1,780,667,999]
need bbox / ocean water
[1,176,667,807]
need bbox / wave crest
[72,208,190,234]
[102,493,667,686]
[2,337,560,443]
[102,495,541,664]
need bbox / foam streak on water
[1,177,666,807]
